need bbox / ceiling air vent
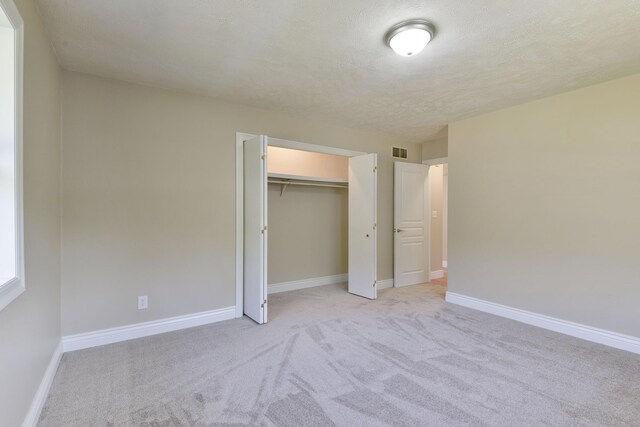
[392,146,408,159]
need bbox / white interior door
[348,153,377,299]
[244,135,268,324]
[394,162,429,287]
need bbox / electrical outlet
[138,295,148,310]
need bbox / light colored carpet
[39,283,640,426]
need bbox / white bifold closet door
[393,162,429,287]
[244,135,268,324]
[348,153,378,299]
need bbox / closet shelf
[268,173,347,184]
[267,173,348,196]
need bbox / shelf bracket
[280,181,290,196]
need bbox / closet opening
[267,146,349,299]
[235,134,378,324]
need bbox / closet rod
[267,180,348,189]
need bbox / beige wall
[428,165,444,273]
[422,138,448,161]
[268,146,348,181]
[449,73,640,338]
[0,1,61,426]
[61,71,420,335]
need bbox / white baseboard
[442,260,448,268]
[377,279,394,289]
[62,306,236,352]
[429,270,444,280]
[22,341,63,427]
[446,292,640,355]
[268,274,347,294]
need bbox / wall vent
[392,146,408,159]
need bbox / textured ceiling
[37,0,640,142]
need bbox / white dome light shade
[386,20,435,57]
[389,28,431,56]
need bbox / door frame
[235,132,366,318]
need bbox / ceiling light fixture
[385,20,435,57]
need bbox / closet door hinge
[261,226,268,234]
[373,166,377,173]
[373,223,377,230]
[261,299,267,308]
[261,154,267,160]
[373,281,377,287]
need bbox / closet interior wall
[266,147,349,286]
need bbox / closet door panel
[348,153,377,299]
[244,135,268,324]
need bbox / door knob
[366,234,370,238]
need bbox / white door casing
[443,163,448,267]
[243,135,268,323]
[348,153,377,299]
[394,162,429,287]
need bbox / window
[0,0,23,311]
